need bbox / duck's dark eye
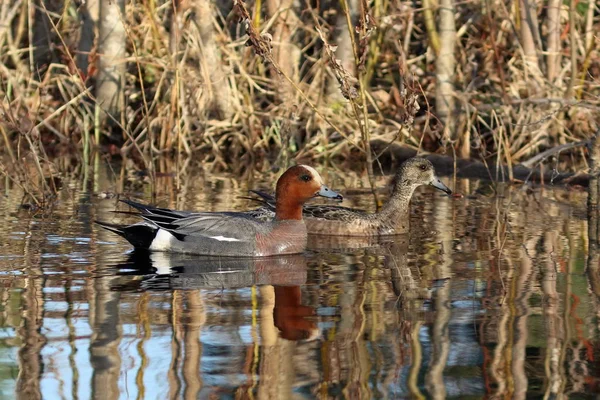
[300,174,312,182]
[419,164,427,171]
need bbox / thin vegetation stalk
[0,163,40,206]
[422,0,440,55]
[339,0,379,206]
[501,124,514,182]
[119,7,155,182]
[484,0,510,104]
[363,0,384,87]
[0,0,597,196]
[0,123,17,168]
[26,0,33,73]
[83,115,90,165]
[253,0,262,28]
[38,1,85,90]
[233,0,364,152]
[33,90,90,132]
[565,0,577,99]
[278,65,363,151]
[94,105,101,146]
[577,41,595,100]
[23,133,52,199]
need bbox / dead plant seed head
[234,0,275,68]
[316,28,359,101]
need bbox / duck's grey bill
[318,185,343,200]
[430,177,452,195]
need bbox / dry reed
[0,0,598,203]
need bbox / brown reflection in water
[257,284,314,399]
[169,291,183,399]
[341,257,369,400]
[408,321,425,400]
[564,224,586,396]
[134,292,151,400]
[166,290,208,400]
[16,219,46,400]
[258,285,303,399]
[4,157,600,399]
[256,284,318,398]
[88,202,123,400]
[181,290,205,400]
[88,276,122,399]
[587,156,600,395]
[258,285,278,400]
[425,193,453,400]
[542,229,562,400]
[306,247,414,400]
[273,286,317,341]
[512,236,536,399]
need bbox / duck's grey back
[149,213,307,257]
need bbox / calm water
[1,159,599,399]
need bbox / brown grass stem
[0,0,596,198]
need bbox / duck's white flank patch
[299,165,323,184]
[149,229,175,251]
[209,235,240,242]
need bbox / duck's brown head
[393,157,452,195]
[275,165,342,220]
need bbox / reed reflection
[4,161,600,399]
[113,245,422,399]
[116,252,317,398]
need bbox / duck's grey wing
[140,212,274,256]
[241,208,276,222]
[140,212,266,241]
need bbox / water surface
[0,159,598,399]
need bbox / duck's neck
[378,182,417,223]
[275,199,303,221]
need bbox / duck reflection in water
[273,286,318,341]
[115,251,319,341]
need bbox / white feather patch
[150,252,174,275]
[209,235,240,242]
[149,229,175,251]
[299,165,323,184]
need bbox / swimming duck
[245,158,452,236]
[96,165,342,256]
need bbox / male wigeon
[96,165,342,256]
[245,158,452,236]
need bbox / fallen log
[370,139,591,187]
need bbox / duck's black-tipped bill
[317,185,343,201]
[430,177,452,195]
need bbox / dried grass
[0,0,598,204]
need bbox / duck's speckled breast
[254,220,307,256]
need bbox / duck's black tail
[95,220,158,250]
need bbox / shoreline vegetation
[0,0,598,205]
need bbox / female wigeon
[96,165,342,256]
[245,158,452,236]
